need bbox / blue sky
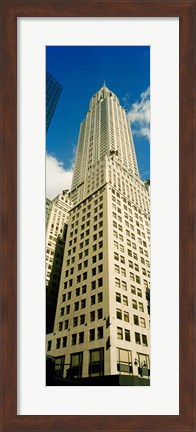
[46,46,150,199]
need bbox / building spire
[103,78,106,87]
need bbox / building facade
[46,71,63,132]
[46,85,150,385]
[46,190,72,334]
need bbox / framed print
[1,1,195,431]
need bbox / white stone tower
[46,85,150,385]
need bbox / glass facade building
[46,71,63,132]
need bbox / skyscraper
[46,85,150,385]
[46,71,63,132]
[46,190,72,334]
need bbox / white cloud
[128,87,150,142]
[46,153,73,200]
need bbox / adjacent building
[46,85,150,385]
[46,71,63,132]
[46,190,72,334]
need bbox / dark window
[89,328,95,341]
[56,338,61,349]
[125,329,131,341]
[74,302,79,311]
[90,311,95,322]
[98,292,103,303]
[135,332,141,344]
[80,314,85,325]
[91,295,96,305]
[97,308,103,319]
[79,332,84,344]
[72,334,77,345]
[73,317,78,327]
[97,326,103,339]
[81,299,86,309]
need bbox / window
[58,322,63,331]
[80,314,85,325]
[117,348,133,375]
[92,268,96,276]
[138,302,144,312]
[73,317,78,327]
[137,288,142,297]
[121,268,126,277]
[120,256,125,264]
[75,288,80,297]
[56,338,61,349]
[97,326,103,339]
[74,302,79,311]
[91,280,96,290]
[123,295,128,306]
[60,307,64,316]
[140,317,146,328]
[116,292,121,303]
[92,255,96,263]
[133,315,139,325]
[136,275,141,284]
[81,299,86,309]
[67,291,71,300]
[114,252,119,261]
[114,240,118,249]
[98,264,103,273]
[79,332,84,344]
[89,348,104,377]
[142,334,148,346]
[62,336,67,347]
[83,272,87,280]
[122,281,127,291]
[125,329,131,341]
[135,332,141,344]
[98,252,103,260]
[90,311,95,322]
[64,319,69,329]
[98,292,103,302]
[132,299,137,309]
[91,295,96,305]
[98,277,103,287]
[116,308,122,319]
[117,327,123,340]
[115,264,120,274]
[89,329,95,341]
[69,352,83,379]
[130,272,134,281]
[131,285,136,295]
[124,311,129,322]
[97,308,103,319]
[82,285,87,294]
[72,334,77,345]
[115,278,120,288]
[47,340,52,351]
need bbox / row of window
[64,276,103,290]
[60,292,103,316]
[116,292,144,312]
[117,327,148,345]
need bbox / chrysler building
[46,85,150,385]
